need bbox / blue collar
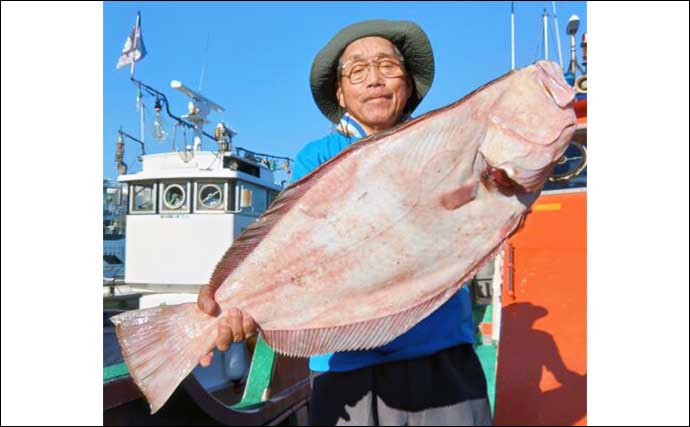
[335,113,412,140]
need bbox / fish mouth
[480,165,527,196]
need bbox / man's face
[336,37,412,134]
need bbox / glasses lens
[348,63,369,84]
[377,60,403,78]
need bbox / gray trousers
[308,344,493,426]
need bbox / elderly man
[197,20,492,426]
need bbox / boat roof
[117,151,282,190]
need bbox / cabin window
[224,156,260,177]
[194,181,227,213]
[160,182,191,213]
[235,181,268,216]
[130,183,156,214]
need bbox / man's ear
[336,84,346,108]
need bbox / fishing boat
[103,16,309,424]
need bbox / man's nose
[364,64,385,86]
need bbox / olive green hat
[310,19,435,123]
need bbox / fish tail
[110,303,218,414]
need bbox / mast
[543,8,549,60]
[552,1,564,68]
[564,14,584,86]
[511,2,515,70]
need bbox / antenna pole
[130,12,141,79]
[511,2,515,70]
[543,8,549,60]
[140,95,145,145]
[552,1,564,68]
[198,33,211,93]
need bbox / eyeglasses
[339,56,406,84]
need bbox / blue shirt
[291,131,476,372]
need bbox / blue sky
[103,1,586,180]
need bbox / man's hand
[197,284,257,368]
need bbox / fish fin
[110,303,217,414]
[261,241,508,357]
[439,181,479,210]
[260,289,450,357]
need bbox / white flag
[116,12,147,70]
